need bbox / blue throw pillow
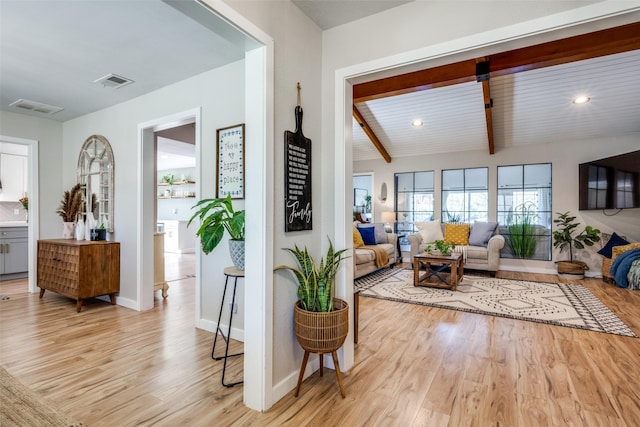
[358,226,377,245]
[468,221,498,247]
[357,222,387,244]
[597,232,630,258]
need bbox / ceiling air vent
[93,73,134,89]
[9,99,64,115]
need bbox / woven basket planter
[294,298,349,354]
[556,260,588,279]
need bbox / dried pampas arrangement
[56,183,83,222]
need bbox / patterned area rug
[356,269,637,337]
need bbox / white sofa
[407,221,505,276]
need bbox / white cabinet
[0,153,27,201]
[0,227,28,277]
[161,220,195,253]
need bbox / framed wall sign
[284,106,312,231]
[216,123,245,199]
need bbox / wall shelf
[157,180,196,199]
[158,180,195,186]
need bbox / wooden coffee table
[413,252,464,291]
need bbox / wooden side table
[37,239,120,312]
[413,252,463,291]
[211,266,244,387]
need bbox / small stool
[211,266,244,387]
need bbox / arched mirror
[77,135,114,232]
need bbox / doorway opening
[155,124,197,290]
[138,109,200,312]
[0,136,39,293]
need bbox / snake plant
[275,238,349,312]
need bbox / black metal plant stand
[211,266,244,387]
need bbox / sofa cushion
[358,226,377,245]
[445,223,470,245]
[466,245,489,260]
[469,221,498,247]
[357,222,387,244]
[355,243,395,265]
[598,232,630,258]
[414,220,443,243]
[353,226,365,248]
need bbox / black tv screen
[579,150,640,210]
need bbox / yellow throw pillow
[353,226,365,248]
[444,223,470,245]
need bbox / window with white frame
[441,167,488,223]
[394,171,434,234]
[497,163,552,261]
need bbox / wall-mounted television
[579,150,640,210]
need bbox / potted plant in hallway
[552,211,601,279]
[188,194,245,270]
[274,238,350,398]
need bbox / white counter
[0,222,28,228]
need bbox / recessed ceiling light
[412,119,423,127]
[572,95,590,104]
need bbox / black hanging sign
[284,84,312,231]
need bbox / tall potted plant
[552,211,601,278]
[188,194,245,270]
[274,238,350,398]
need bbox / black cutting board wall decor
[284,105,312,231]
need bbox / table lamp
[381,211,396,233]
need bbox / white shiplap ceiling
[353,48,640,162]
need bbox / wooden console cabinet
[37,239,120,312]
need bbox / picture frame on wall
[216,123,245,199]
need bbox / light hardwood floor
[1,267,639,426]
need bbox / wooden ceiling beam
[353,59,477,103]
[353,22,640,103]
[352,106,392,163]
[476,57,495,155]
[489,21,640,77]
[481,79,494,155]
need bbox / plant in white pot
[552,211,601,279]
[188,194,245,270]
[274,238,350,398]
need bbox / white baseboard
[498,265,601,278]
[197,318,245,342]
[272,355,319,402]
[95,294,138,310]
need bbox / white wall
[355,133,640,274]
[225,0,323,400]
[0,111,62,237]
[222,0,640,405]
[63,61,245,315]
